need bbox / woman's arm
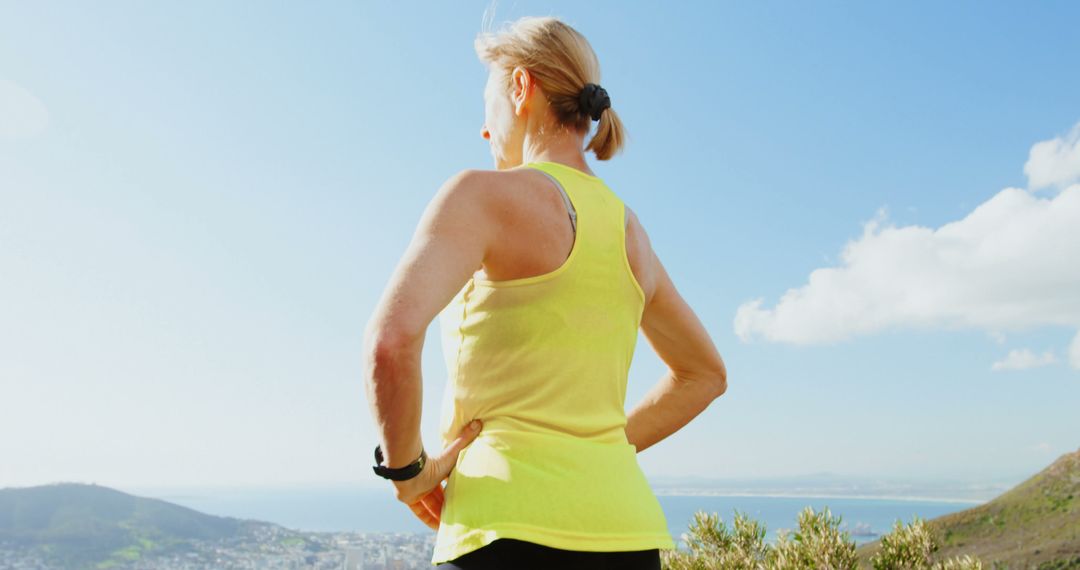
[363,169,494,468]
[623,220,728,454]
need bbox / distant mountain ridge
[0,482,270,568]
[651,472,1012,503]
[857,447,1080,568]
[8,452,1078,570]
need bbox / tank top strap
[531,167,578,233]
[524,161,627,275]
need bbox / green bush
[660,510,770,570]
[660,507,983,570]
[870,517,936,569]
[772,507,858,570]
[870,517,983,570]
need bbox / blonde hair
[474,15,627,161]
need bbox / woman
[363,15,728,570]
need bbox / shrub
[870,517,983,570]
[660,507,983,570]
[660,510,770,570]
[772,507,858,570]
[870,516,936,569]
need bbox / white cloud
[0,79,50,139]
[1032,442,1052,453]
[735,123,1080,372]
[1025,121,1080,190]
[991,348,1057,371]
[1070,331,1080,370]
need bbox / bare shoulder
[424,168,509,228]
[410,170,505,265]
[624,203,647,238]
[425,167,536,268]
[435,167,532,209]
[623,203,659,306]
[452,165,569,223]
[434,168,498,202]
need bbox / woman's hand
[392,419,483,531]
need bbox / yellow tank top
[431,160,676,565]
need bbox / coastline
[652,490,986,505]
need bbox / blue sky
[2,1,1078,491]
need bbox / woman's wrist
[381,439,425,468]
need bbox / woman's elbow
[711,362,728,398]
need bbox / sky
[2,1,1079,492]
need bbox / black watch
[372,444,427,481]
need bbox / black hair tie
[579,82,611,121]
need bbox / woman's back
[360,15,726,569]
[432,160,676,564]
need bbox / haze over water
[132,484,977,546]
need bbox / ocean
[145,485,979,546]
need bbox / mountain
[650,472,1010,503]
[857,448,1080,569]
[0,482,268,569]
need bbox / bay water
[146,485,978,546]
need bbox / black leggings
[436,538,662,570]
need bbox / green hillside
[0,482,260,568]
[858,447,1080,569]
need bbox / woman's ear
[511,66,532,116]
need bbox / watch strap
[373,444,427,481]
